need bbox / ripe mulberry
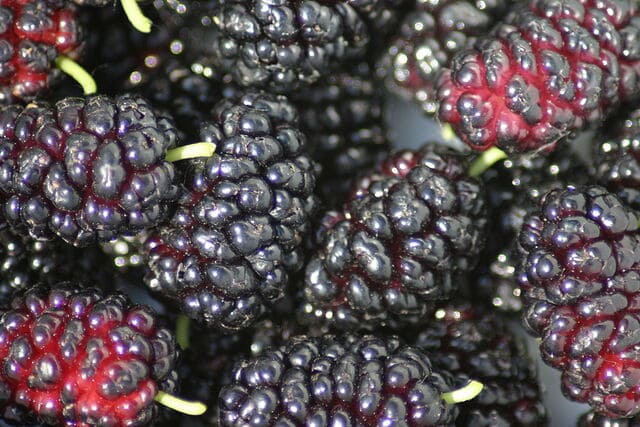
[520,185,640,418]
[302,144,486,330]
[218,334,459,426]
[473,146,590,312]
[0,0,84,102]
[0,284,178,426]
[438,0,640,152]
[144,91,318,332]
[182,0,407,93]
[379,0,508,115]
[0,94,179,246]
[408,302,548,426]
[292,61,388,207]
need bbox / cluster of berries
[1,0,640,425]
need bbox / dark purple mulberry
[438,0,640,152]
[181,0,409,93]
[473,146,590,313]
[218,333,458,426]
[0,94,179,246]
[144,91,318,332]
[301,144,486,330]
[291,61,389,207]
[520,185,640,418]
[0,0,84,103]
[378,0,508,115]
[0,284,178,426]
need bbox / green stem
[468,147,508,178]
[165,142,216,162]
[121,0,152,33]
[441,380,484,404]
[440,123,457,142]
[55,56,96,95]
[176,315,190,350]
[155,391,207,416]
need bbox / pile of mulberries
[11,0,640,425]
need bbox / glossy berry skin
[594,121,640,211]
[163,315,317,427]
[579,411,640,426]
[378,0,508,115]
[218,334,457,426]
[0,94,179,246]
[473,147,590,313]
[407,302,548,426]
[144,91,318,332]
[0,0,83,103]
[0,284,177,426]
[520,185,640,418]
[182,0,376,93]
[292,61,388,207]
[438,0,640,153]
[302,144,486,330]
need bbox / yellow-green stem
[155,391,207,416]
[176,315,190,350]
[468,147,508,178]
[441,380,484,404]
[441,123,457,142]
[55,56,96,95]
[165,142,216,162]
[121,0,152,33]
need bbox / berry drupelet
[218,334,459,426]
[579,411,640,426]
[595,116,640,211]
[520,185,640,418]
[437,0,640,153]
[182,0,407,93]
[291,61,388,207]
[301,144,487,330]
[0,0,84,103]
[0,284,179,426]
[407,302,548,426]
[0,94,180,246]
[378,0,508,115]
[473,146,590,312]
[164,315,316,426]
[144,91,318,332]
